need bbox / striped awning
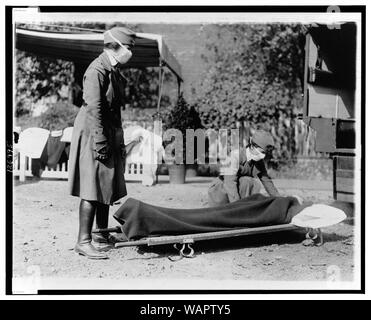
[15,27,182,81]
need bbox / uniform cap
[251,130,275,151]
[104,27,136,46]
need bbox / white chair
[14,127,50,181]
[60,127,73,143]
[14,127,69,181]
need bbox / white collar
[104,49,118,67]
[245,148,254,162]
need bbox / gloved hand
[121,135,143,160]
[94,142,111,161]
[133,135,143,144]
[120,141,126,160]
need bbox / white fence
[13,146,144,182]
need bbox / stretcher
[92,204,346,259]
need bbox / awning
[15,27,183,81]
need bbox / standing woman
[68,27,136,259]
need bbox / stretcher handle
[92,226,122,234]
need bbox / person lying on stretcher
[100,194,346,245]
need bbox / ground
[12,176,356,291]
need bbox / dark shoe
[92,233,119,251]
[92,232,122,244]
[74,241,109,259]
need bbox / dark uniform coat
[208,147,280,207]
[68,52,127,205]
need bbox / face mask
[107,30,133,65]
[113,45,132,65]
[246,147,266,162]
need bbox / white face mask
[113,45,132,65]
[246,146,266,162]
[107,30,133,65]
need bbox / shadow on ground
[120,229,352,260]
[13,176,67,187]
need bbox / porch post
[177,76,182,99]
[156,59,164,114]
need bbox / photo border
[5,4,366,295]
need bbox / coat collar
[99,51,115,72]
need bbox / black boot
[92,202,118,250]
[74,199,108,259]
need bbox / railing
[13,146,144,182]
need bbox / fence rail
[13,146,145,182]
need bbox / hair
[104,42,121,51]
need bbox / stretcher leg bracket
[168,243,196,261]
[304,228,323,246]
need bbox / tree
[195,24,306,160]
[15,50,74,116]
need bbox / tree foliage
[36,101,80,131]
[15,50,74,116]
[162,94,202,132]
[195,24,306,160]
[120,67,173,109]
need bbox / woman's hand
[122,135,143,159]
[120,142,126,160]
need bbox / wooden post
[156,60,164,114]
[19,151,26,182]
[177,76,182,99]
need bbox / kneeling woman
[208,130,280,207]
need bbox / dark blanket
[113,194,308,240]
[40,135,68,169]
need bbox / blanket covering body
[113,194,309,240]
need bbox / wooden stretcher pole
[154,60,165,184]
[115,224,300,248]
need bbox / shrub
[36,101,79,131]
[161,94,203,163]
[15,50,75,117]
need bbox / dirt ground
[12,176,356,291]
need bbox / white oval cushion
[291,204,347,228]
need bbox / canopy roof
[15,27,182,81]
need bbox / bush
[269,158,333,181]
[161,94,203,163]
[162,94,202,132]
[37,102,80,130]
[15,49,75,116]
[16,101,80,131]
